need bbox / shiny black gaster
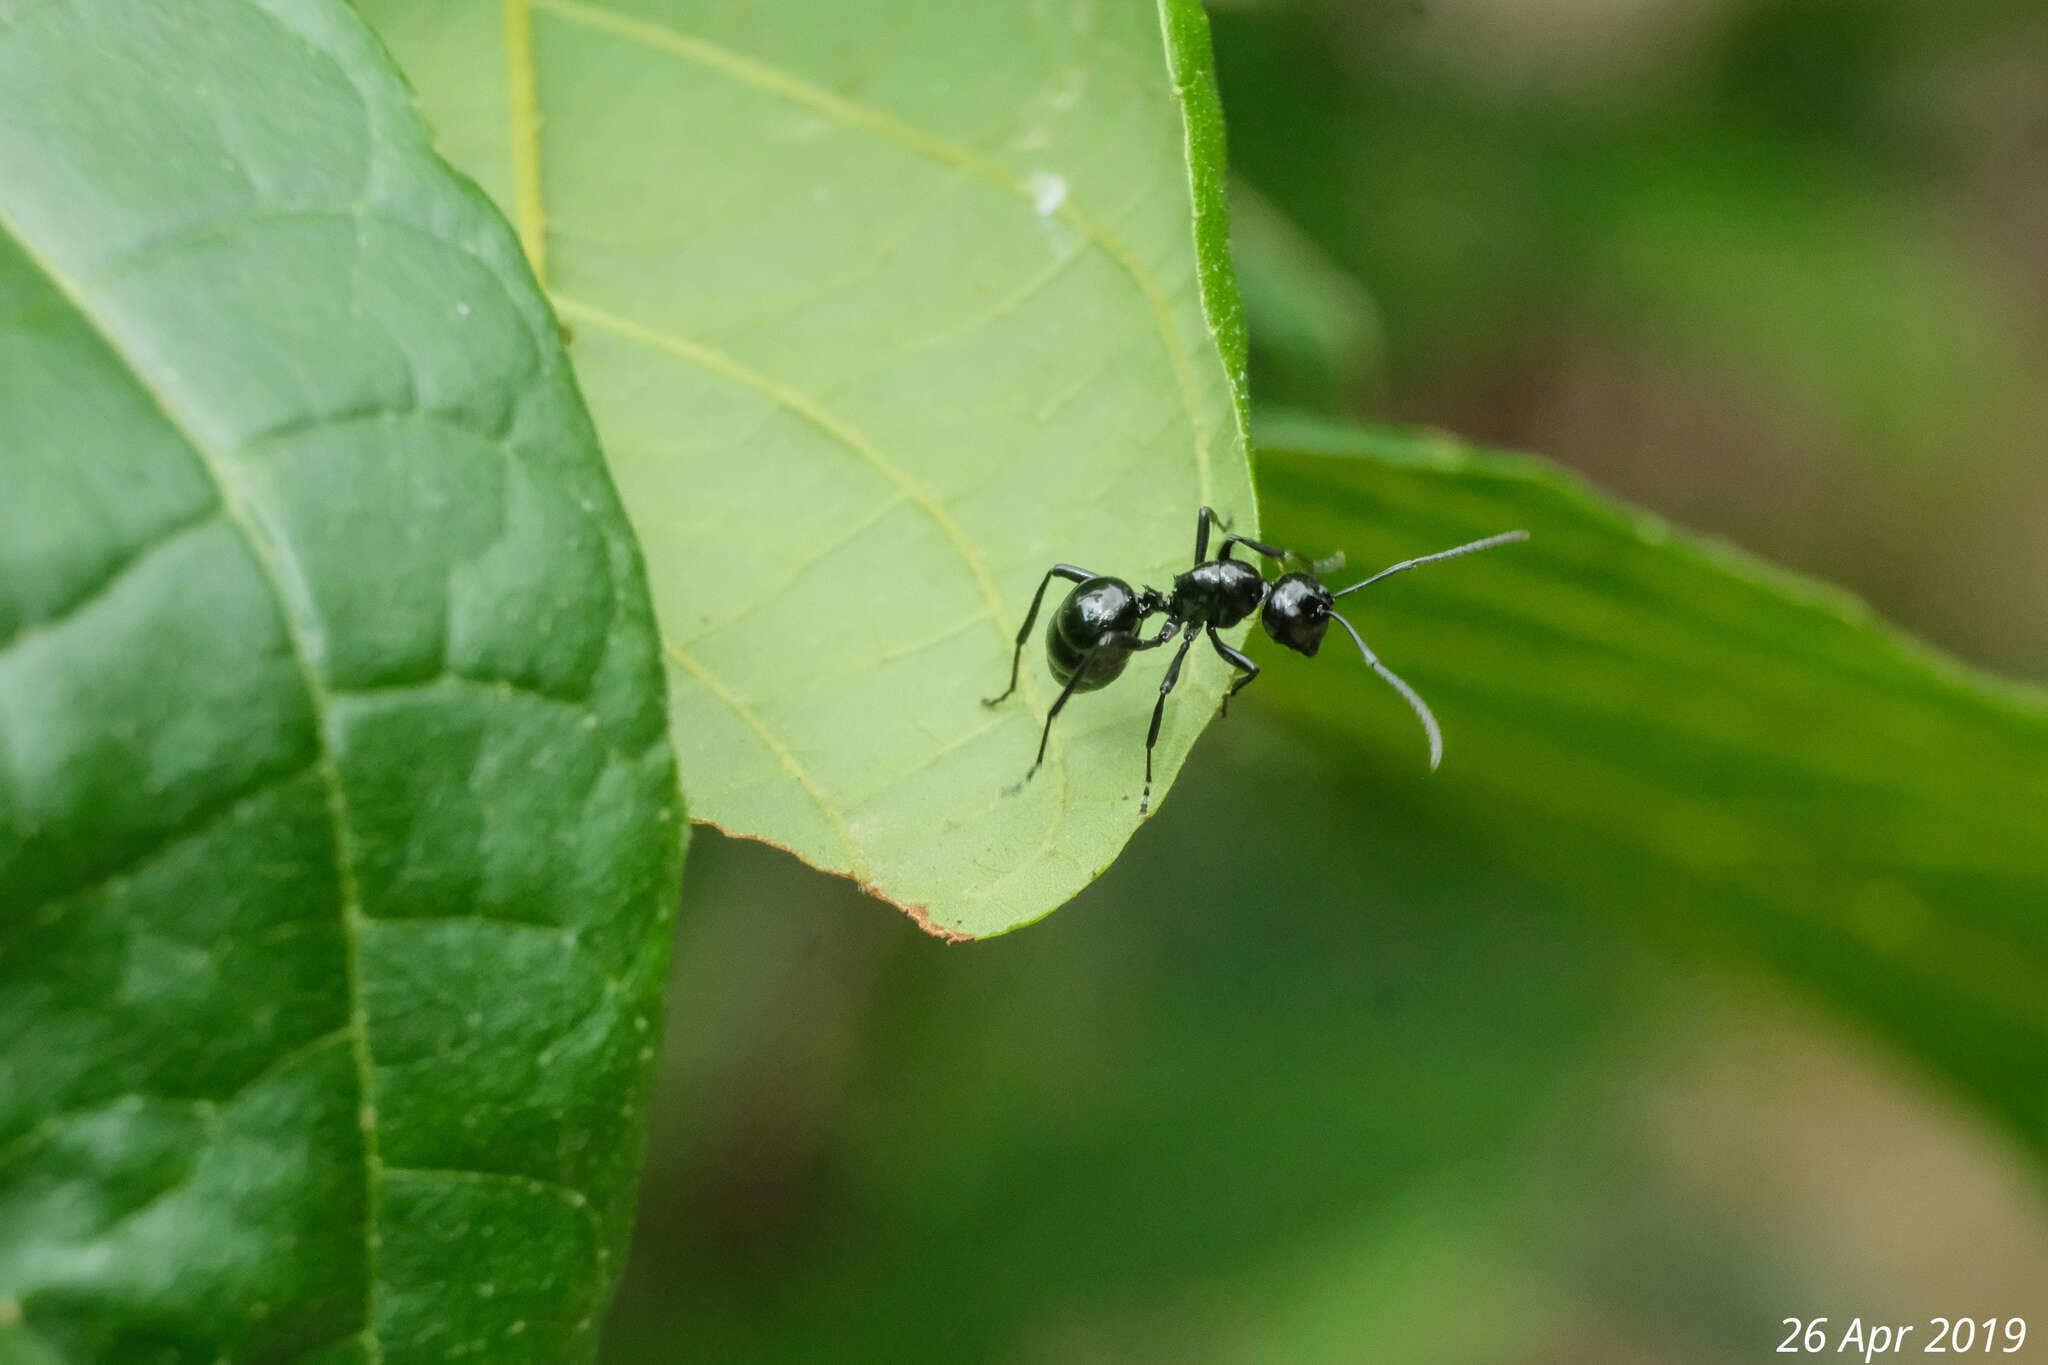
[1045,577,1145,692]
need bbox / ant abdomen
[1047,577,1143,690]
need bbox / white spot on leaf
[1024,171,1067,217]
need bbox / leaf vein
[0,202,390,1362]
[529,0,1213,502]
[501,0,549,283]
[382,1162,605,1249]
[552,295,1013,645]
[660,637,870,881]
[0,503,224,657]
[5,761,322,951]
[2,1030,352,1255]
[559,294,1072,851]
[669,493,909,650]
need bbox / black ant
[984,507,1527,813]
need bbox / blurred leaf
[363,0,1257,937]
[604,719,1673,1363]
[0,3,682,1361]
[1210,9,2048,478]
[0,1319,62,1365]
[1251,416,2048,1148]
[1230,179,1385,410]
[1572,145,2043,476]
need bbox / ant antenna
[1331,530,1528,599]
[1330,612,1442,770]
[1325,529,1527,769]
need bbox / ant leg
[985,564,1095,705]
[1218,530,1294,563]
[1193,506,1231,565]
[1136,614,1181,649]
[1198,505,1302,565]
[1222,533,1286,559]
[1207,626,1259,717]
[1012,654,1092,793]
[1008,627,1161,795]
[1140,629,1199,814]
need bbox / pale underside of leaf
[368,0,1257,937]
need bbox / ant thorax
[1168,558,1266,629]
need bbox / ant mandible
[984,507,1527,813]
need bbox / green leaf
[0,3,682,1361]
[361,0,1257,938]
[1252,416,2048,1147]
[0,1318,63,1365]
[1210,10,2048,485]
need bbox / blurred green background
[601,2,2048,1359]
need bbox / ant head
[1261,571,1335,656]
